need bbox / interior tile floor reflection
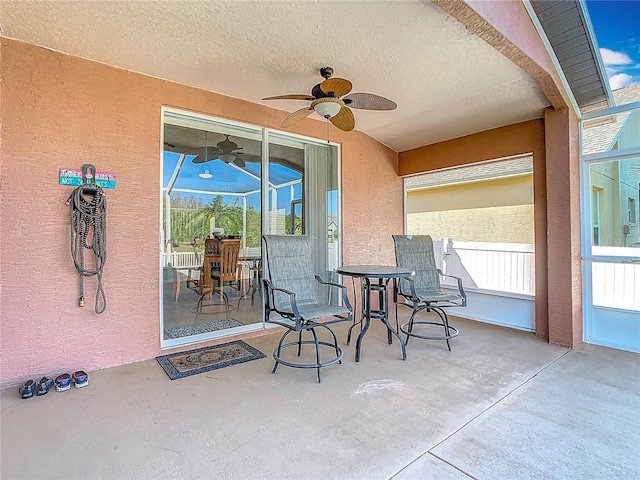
[163,271,263,339]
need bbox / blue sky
[586,0,640,90]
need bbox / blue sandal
[72,371,89,388]
[19,379,35,399]
[36,377,54,396]
[55,373,71,392]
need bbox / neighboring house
[327,221,338,239]
[583,84,640,248]
[405,156,534,244]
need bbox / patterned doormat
[164,318,243,339]
[156,340,267,380]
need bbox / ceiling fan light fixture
[218,153,236,163]
[315,101,342,119]
[199,170,213,179]
[263,67,394,132]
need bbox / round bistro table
[336,265,414,362]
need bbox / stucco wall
[406,174,535,243]
[408,205,535,244]
[0,38,401,385]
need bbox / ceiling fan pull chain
[326,116,330,144]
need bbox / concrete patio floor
[1,316,639,479]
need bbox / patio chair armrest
[314,275,346,290]
[437,269,467,305]
[314,275,353,312]
[263,279,302,319]
[396,274,419,301]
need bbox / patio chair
[237,257,262,310]
[211,238,242,302]
[193,238,241,318]
[262,235,353,382]
[392,235,466,351]
[184,240,204,296]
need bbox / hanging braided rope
[67,184,107,314]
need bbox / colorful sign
[59,168,116,189]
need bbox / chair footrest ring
[273,340,343,369]
[190,304,236,315]
[400,321,459,340]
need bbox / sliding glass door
[160,109,341,347]
[266,133,341,303]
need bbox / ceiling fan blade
[343,92,397,111]
[262,94,315,101]
[165,142,201,156]
[320,78,352,97]
[235,153,261,164]
[281,107,314,128]
[192,156,213,164]
[233,157,246,168]
[191,146,221,164]
[330,106,355,132]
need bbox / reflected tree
[168,194,261,248]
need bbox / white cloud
[600,48,633,66]
[609,73,634,89]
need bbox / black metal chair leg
[405,309,418,345]
[322,324,342,365]
[273,330,292,374]
[435,308,453,351]
[310,328,322,383]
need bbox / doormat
[156,340,267,380]
[164,318,243,339]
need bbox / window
[592,188,601,246]
[628,197,637,224]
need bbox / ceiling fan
[191,134,246,168]
[262,67,397,132]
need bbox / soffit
[530,0,611,113]
[0,0,550,152]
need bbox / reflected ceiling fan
[192,134,246,168]
[262,67,397,132]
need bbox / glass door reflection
[161,116,263,344]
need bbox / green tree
[204,196,243,235]
[168,194,263,248]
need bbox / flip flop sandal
[72,371,89,388]
[19,379,35,399]
[55,373,71,392]
[36,377,54,396]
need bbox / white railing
[328,241,339,272]
[592,261,640,311]
[163,251,202,268]
[163,247,263,268]
[439,240,639,312]
[442,240,535,296]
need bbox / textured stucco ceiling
[0,0,550,152]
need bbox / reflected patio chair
[392,235,466,351]
[172,240,204,302]
[184,240,204,296]
[237,257,263,310]
[211,238,242,302]
[262,235,352,382]
[193,238,241,319]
